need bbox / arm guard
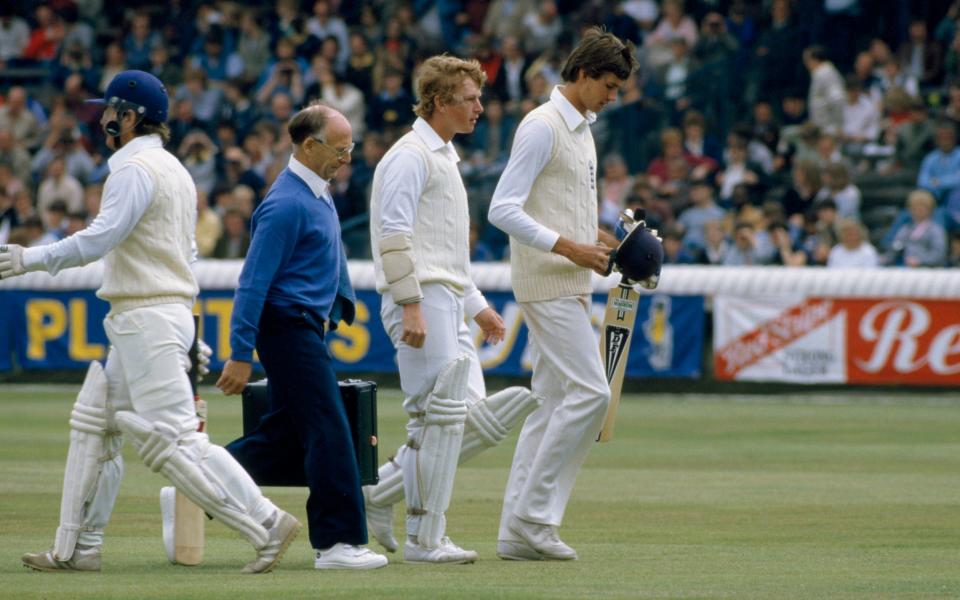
[380,233,423,305]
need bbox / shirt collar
[550,86,597,131]
[107,134,162,172]
[412,117,460,163]
[288,155,331,201]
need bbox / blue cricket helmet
[610,225,664,283]
[86,70,169,123]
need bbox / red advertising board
[714,297,960,385]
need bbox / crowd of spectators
[1,0,959,268]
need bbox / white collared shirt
[287,154,332,204]
[376,117,487,317]
[489,86,596,252]
[23,135,166,273]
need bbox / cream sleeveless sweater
[371,130,471,295]
[510,102,598,302]
[97,146,198,313]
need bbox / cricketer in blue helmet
[14,69,301,574]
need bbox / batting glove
[0,244,26,279]
[197,339,212,379]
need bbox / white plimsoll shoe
[496,539,545,561]
[363,487,398,553]
[242,510,302,574]
[506,517,577,560]
[314,544,388,570]
[160,486,176,562]
[404,537,478,564]
[22,546,102,572]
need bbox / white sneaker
[404,537,478,564]
[314,544,388,570]
[160,486,176,563]
[363,487,398,553]
[506,517,577,560]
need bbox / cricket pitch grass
[2,385,960,599]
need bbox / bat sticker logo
[603,325,631,382]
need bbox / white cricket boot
[242,510,301,574]
[22,546,101,572]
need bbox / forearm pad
[380,233,423,305]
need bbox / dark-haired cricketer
[217,104,387,570]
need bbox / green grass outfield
[2,386,960,599]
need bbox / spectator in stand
[22,4,64,63]
[366,67,415,136]
[190,26,244,83]
[0,130,30,178]
[716,136,764,204]
[483,0,535,41]
[307,0,349,72]
[875,58,919,99]
[851,51,883,105]
[841,77,881,154]
[893,99,935,171]
[661,224,698,264]
[123,12,160,71]
[696,219,729,265]
[179,130,219,196]
[917,121,960,203]
[236,10,271,86]
[345,32,376,99]
[827,218,879,267]
[941,81,960,131]
[768,220,806,266]
[814,132,845,168]
[314,63,366,141]
[468,96,516,167]
[195,189,222,258]
[492,36,529,114]
[678,181,725,250]
[146,43,183,89]
[803,45,845,136]
[97,42,128,94]
[750,100,780,154]
[212,208,251,259]
[647,128,716,188]
[0,5,30,65]
[781,159,822,225]
[0,87,42,150]
[0,188,15,244]
[644,0,698,70]
[682,110,723,164]
[897,18,943,91]
[884,189,948,267]
[38,199,68,243]
[723,222,769,265]
[729,123,774,175]
[37,157,84,215]
[655,38,698,125]
[522,0,562,56]
[31,129,95,186]
[598,154,634,231]
[754,0,804,109]
[815,162,861,220]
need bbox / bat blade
[597,283,640,442]
[173,308,205,565]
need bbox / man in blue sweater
[216,104,387,570]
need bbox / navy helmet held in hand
[608,225,663,283]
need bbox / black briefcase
[241,379,379,485]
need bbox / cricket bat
[597,279,640,442]
[167,306,206,565]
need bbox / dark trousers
[226,303,367,550]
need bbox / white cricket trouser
[498,295,610,539]
[381,283,485,536]
[78,303,275,547]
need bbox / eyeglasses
[311,136,355,160]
